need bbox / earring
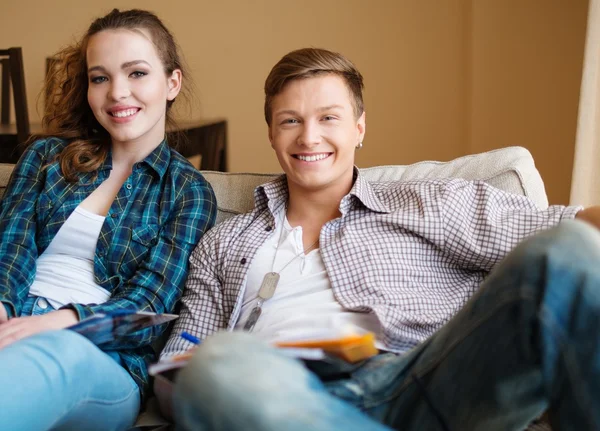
[356,141,363,150]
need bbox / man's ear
[167,69,183,101]
[268,127,274,148]
[357,111,366,142]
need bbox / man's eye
[130,71,147,78]
[282,119,299,124]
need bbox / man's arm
[575,206,600,229]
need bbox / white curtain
[571,0,600,206]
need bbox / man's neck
[285,182,351,249]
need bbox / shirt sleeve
[160,226,229,358]
[0,140,49,317]
[63,179,217,350]
[440,179,582,272]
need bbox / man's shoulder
[200,208,262,247]
[366,177,471,207]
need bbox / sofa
[0,146,552,430]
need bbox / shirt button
[265,226,272,232]
[240,258,247,264]
[38,298,48,310]
[111,213,118,218]
[126,184,132,190]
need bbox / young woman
[0,9,216,430]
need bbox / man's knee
[174,331,274,400]
[511,219,600,268]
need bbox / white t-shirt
[235,209,384,347]
[29,206,110,309]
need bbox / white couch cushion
[202,146,548,225]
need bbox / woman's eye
[130,71,147,78]
[90,76,107,84]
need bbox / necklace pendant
[258,272,280,300]
[243,306,262,332]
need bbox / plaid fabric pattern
[162,169,580,358]
[0,137,217,398]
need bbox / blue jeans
[173,220,600,431]
[0,296,140,431]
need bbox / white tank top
[29,206,111,309]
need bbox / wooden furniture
[169,118,227,171]
[0,116,228,171]
[0,47,30,162]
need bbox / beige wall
[0,0,588,203]
[469,1,588,203]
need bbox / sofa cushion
[202,146,548,225]
[0,163,13,200]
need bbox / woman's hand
[0,303,8,324]
[0,309,78,349]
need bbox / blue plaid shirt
[0,137,217,398]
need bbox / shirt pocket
[131,224,160,246]
[119,224,161,278]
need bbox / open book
[149,330,378,376]
[68,310,178,347]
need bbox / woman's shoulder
[24,136,69,159]
[166,148,211,187]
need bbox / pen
[180,331,201,345]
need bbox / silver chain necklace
[243,218,319,332]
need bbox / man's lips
[293,153,332,162]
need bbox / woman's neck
[110,137,162,170]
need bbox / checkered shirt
[0,137,217,399]
[162,169,580,358]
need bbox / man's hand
[575,206,600,230]
[0,309,78,349]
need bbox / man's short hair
[264,48,364,126]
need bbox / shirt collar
[254,174,288,215]
[138,138,171,179]
[253,167,391,216]
[98,138,171,179]
[345,167,391,214]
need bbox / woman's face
[86,29,181,150]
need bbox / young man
[160,48,600,430]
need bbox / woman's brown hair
[264,48,364,126]
[42,9,190,181]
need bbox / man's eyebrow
[318,105,345,111]
[273,109,299,117]
[273,105,345,116]
[88,60,152,73]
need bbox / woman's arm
[62,179,217,350]
[0,140,50,318]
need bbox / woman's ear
[167,69,182,101]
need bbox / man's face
[268,74,365,197]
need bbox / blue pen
[180,331,201,345]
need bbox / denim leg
[366,219,600,430]
[174,220,600,431]
[173,331,391,431]
[0,329,140,431]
